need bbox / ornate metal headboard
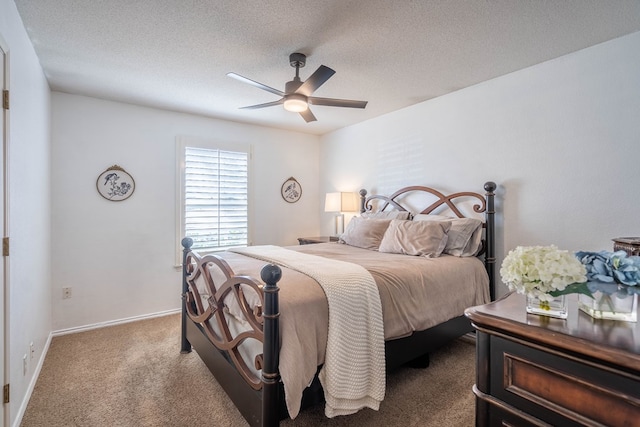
[359,182,497,299]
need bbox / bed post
[359,189,367,213]
[181,237,193,354]
[261,264,282,427]
[483,182,497,300]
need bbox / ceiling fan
[227,53,368,123]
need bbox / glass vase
[578,291,638,322]
[526,294,568,319]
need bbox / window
[177,137,251,261]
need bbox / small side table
[613,237,640,256]
[297,236,339,245]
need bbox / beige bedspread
[231,245,385,418]
[213,242,490,418]
[293,243,491,339]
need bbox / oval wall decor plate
[281,177,302,203]
[96,165,135,201]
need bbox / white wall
[0,0,52,425]
[51,93,320,331]
[321,31,640,297]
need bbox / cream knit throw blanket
[231,245,385,417]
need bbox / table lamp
[325,192,359,236]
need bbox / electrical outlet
[62,287,72,299]
[23,354,27,375]
[30,342,35,360]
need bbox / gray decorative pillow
[361,210,411,220]
[378,219,451,257]
[339,217,392,250]
[412,214,483,257]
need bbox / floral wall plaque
[281,177,301,203]
[96,165,135,201]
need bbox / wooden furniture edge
[186,319,264,426]
[465,293,640,373]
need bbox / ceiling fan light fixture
[229,53,367,122]
[283,94,308,112]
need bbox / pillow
[378,219,451,257]
[339,217,392,250]
[361,210,411,220]
[412,214,483,257]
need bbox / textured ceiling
[14,0,640,135]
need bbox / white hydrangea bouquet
[500,245,587,301]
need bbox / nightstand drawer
[487,402,550,427]
[490,336,640,427]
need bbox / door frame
[0,31,10,427]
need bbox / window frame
[176,136,252,266]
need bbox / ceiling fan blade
[296,65,336,96]
[227,72,284,97]
[240,99,284,110]
[299,108,317,123]
[309,97,368,109]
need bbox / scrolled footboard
[182,237,281,396]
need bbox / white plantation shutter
[179,139,250,256]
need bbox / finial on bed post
[181,237,194,354]
[483,182,497,300]
[261,264,282,427]
[359,189,367,213]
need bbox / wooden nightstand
[465,292,640,427]
[297,236,339,245]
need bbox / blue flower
[576,250,640,296]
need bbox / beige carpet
[21,314,476,426]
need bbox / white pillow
[413,214,483,257]
[378,219,450,257]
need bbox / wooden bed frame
[180,181,497,426]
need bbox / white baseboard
[12,332,53,427]
[52,308,181,336]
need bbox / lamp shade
[324,192,359,213]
